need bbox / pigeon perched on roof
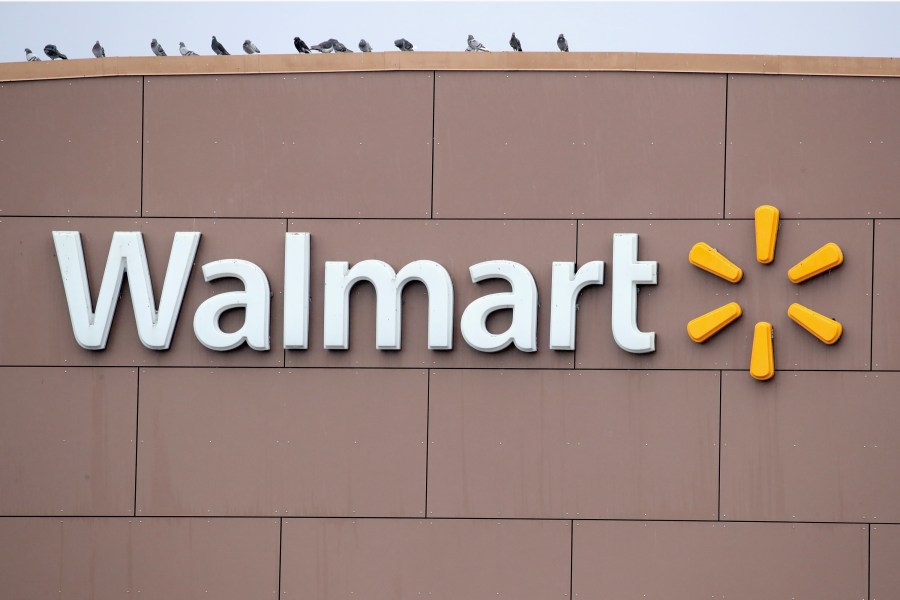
[92,41,106,58]
[43,44,67,60]
[557,34,569,52]
[211,36,229,55]
[243,40,260,54]
[25,48,41,61]
[359,39,372,52]
[509,32,522,51]
[331,39,352,52]
[310,39,335,53]
[151,39,167,56]
[294,37,310,54]
[467,34,490,52]
[394,38,415,51]
[179,42,198,56]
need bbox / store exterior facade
[1,53,899,598]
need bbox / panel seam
[284,218,289,369]
[140,75,145,217]
[430,71,436,219]
[133,368,140,515]
[717,370,723,520]
[0,515,892,524]
[424,369,431,517]
[12,365,890,372]
[870,219,876,370]
[722,74,729,218]
[5,214,888,221]
[574,219,580,369]
[278,517,284,598]
[569,519,575,600]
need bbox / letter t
[611,233,657,353]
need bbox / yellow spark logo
[686,205,844,381]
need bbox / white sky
[1,1,898,63]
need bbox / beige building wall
[1,54,898,599]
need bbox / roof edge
[2,52,899,82]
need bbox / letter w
[52,231,200,350]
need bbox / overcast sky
[1,1,898,63]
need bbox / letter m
[323,259,453,350]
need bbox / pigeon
[394,38,415,51]
[43,44,67,60]
[293,37,310,53]
[243,40,260,54]
[211,36,229,55]
[25,48,41,61]
[467,34,490,52]
[359,39,372,52]
[557,33,569,52]
[151,39,167,56]
[509,32,522,52]
[331,39,353,53]
[92,40,105,58]
[179,42,198,56]
[310,39,335,53]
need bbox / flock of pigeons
[25,33,571,61]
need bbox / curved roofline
[2,52,898,82]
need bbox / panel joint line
[140,75,145,218]
[133,368,140,516]
[424,368,431,517]
[430,71,436,220]
[870,219,876,371]
[278,517,284,598]
[717,370,723,521]
[722,74,729,219]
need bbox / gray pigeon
[467,34,490,52]
[151,39,167,56]
[211,36,229,55]
[294,37,310,53]
[25,48,41,61]
[509,32,522,52]
[359,39,372,52]
[557,34,569,52]
[310,39,335,53]
[394,38,415,51]
[43,44,67,60]
[92,40,106,58]
[331,39,352,53]
[179,42,198,56]
[243,40,260,54]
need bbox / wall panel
[726,74,900,218]
[0,517,279,600]
[720,371,900,522]
[142,73,433,218]
[433,71,726,219]
[873,219,900,370]
[281,518,571,600]
[573,521,868,599]
[0,367,136,515]
[0,77,142,216]
[872,524,900,600]
[427,369,718,519]
[136,368,427,516]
